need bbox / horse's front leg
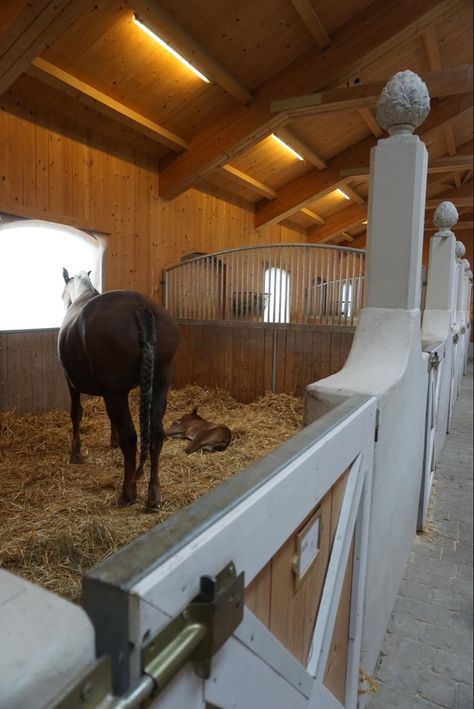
[68,385,84,463]
[110,424,120,448]
[104,393,138,504]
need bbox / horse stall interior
[0,0,473,707]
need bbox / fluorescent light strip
[335,188,350,200]
[133,15,210,83]
[271,134,304,161]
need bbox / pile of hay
[0,386,302,603]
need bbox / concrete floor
[367,362,473,709]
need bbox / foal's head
[62,268,96,309]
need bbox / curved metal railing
[164,243,365,326]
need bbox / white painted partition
[305,71,431,684]
[82,393,376,709]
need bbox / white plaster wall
[306,308,428,675]
[0,570,95,709]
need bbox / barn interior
[0,2,473,707]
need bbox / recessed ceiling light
[271,134,304,161]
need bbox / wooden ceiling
[1,0,473,245]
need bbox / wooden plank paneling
[0,329,69,413]
[173,322,354,403]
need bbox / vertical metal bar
[313,246,319,321]
[325,247,331,325]
[351,252,357,325]
[294,245,301,324]
[332,248,337,325]
[285,245,290,323]
[344,249,350,326]
[246,248,250,320]
[278,247,283,323]
[338,249,344,326]
[305,246,312,324]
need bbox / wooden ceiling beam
[358,108,384,138]
[274,127,327,169]
[270,64,473,117]
[341,184,365,205]
[426,221,473,231]
[127,0,253,105]
[301,208,325,224]
[308,204,367,243]
[423,24,442,72]
[0,0,97,96]
[27,57,188,152]
[159,0,452,200]
[340,155,473,180]
[220,164,277,200]
[290,0,331,50]
[255,92,473,229]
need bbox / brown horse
[58,269,179,510]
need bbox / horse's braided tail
[135,306,156,474]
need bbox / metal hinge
[428,352,440,371]
[461,326,466,334]
[374,408,380,442]
[453,333,459,344]
[50,562,244,708]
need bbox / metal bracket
[428,352,440,371]
[142,561,244,698]
[453,333,459,344]
[461,326,466,334]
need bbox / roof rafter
[220,164,277,200]
[270,64,473,117]
[127,0,253,105]
[290,0,331,50]
[340,154,473,179]
[159,0,453,200]
[274,126,327,169]
[255,92,473,229]
[27,57,188,152]
[0,0,97,96]
[308,204,367,243]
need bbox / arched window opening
[0,219,104,331]
[264,267,290,323]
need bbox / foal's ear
[87,270,92,277]
[62,267,70,283]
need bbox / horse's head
[62,268,96,309]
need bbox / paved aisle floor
[367,362,473,709]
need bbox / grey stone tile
[381,633,436,668]
[433,649,474,684]
[422,624,473,655]
[418,670,457,708]
[456,682,474,709]
[393,596,454,629]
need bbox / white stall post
[465,269,473,370]
[421,202,459,456]
[305,70,431,690]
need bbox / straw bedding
[0,386,302,604]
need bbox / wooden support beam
[340,155,473,180]
[423,24,442,72]
[128,0,253,105]
[0,0,97,95]
[270,65,473,118]
[28,57,188,152]
[159,0,452,199]
[290,0,331,50]
[358,108,383,138]
[255,92,473,229]
[341,184,365,205]
[275,127,327,169]
[220,164,277,200]
[426,195,473,209]
[301,208,325,224]
[444,125,457,156]
[308,204,367,243]
[426,221,473,231]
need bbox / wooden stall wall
[0,96,309,413]
[173,321,355,402]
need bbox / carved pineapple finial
[455,241,466,258]
[433,201,459,237]
[376,70,430,136]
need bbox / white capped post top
[456,241,466,258]
[462,259,471,271]
[467,269,473,281]
[433,201,459,238]
[376,69,430,137]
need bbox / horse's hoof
[144,502,161,513]
[118,494,137,506]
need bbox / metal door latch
[453,333,459,344]
[50,562,244,709]
[461,326,466,334]
[428,352,440,371]
[142,561,244,697]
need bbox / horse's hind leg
[68,384,84,464]
[110,424,119,448]
[147,383,169,510]
[104,393,138,505]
